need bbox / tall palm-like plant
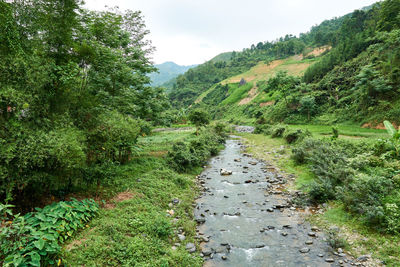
[384,120,400,157]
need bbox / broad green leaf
[30,252,41,267]
[34,238,45,250]
[384,120,397,137]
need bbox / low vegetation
[245,121,400,265]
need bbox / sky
[84,0,379,66]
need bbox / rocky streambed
[193,138,358,267]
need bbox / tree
[378,0,400,32]
[299,96,316,121]
[188,109,210,134]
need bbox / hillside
[149,61,197,87]
[194,48,327,105]
[169,1,400,126]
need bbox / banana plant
[384,120,400,157]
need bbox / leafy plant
[383,120,400,157]
[1,199,99,266]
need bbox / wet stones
[357,255,369,262]
[202,247,212,256]
[234,158,241,162]
[195,217,206,224]
[186,243,196,253]
[305,240,313,245]
[308,231,317,237]
[267,208,274,212]
[220,169,232,175]
[325,258,334,263]
[299,247,310,253]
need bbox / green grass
[62,131,203,266]
[287,124,388,139]
[310,203,400,266]
[195,84,218,104]
[221,83,253,105]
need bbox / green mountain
[169,0,400,126]
[149,61,197,87]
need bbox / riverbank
[241,132,397,266]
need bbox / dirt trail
[194,137,354,266]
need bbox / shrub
[138,120,152,136]
[0,199,99,266]
[271,125,287,138]
[284,129,310,144]
[254,124,272,135]
[167,126,227,172]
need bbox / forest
[2,0,400,266]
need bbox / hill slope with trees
[168,0,400,126]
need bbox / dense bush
[0,199,99,266]
[293,135,400,233]
[167,125,227,172]
[254,124,272,135]
[284,129,310,144]
[271,125,287,138]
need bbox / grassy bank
[62,129,204,266]
[240,124,399,266]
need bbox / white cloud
[84,0,379,65]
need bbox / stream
[194,136,351,267]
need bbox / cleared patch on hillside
[238,86,259,105]
[197,47,325,105]
[303,45,331,57]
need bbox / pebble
[281,232,288,236]
[318,254,324,257]
[185,243,196,253]
[305,240,313,245]
[325,258,334,263]
[221,255,227,260]
[357,255,369,262]
[299,247,310,253]
[178,234,186,241]
[267,208,274,212]
[202,247,212,256]
[311,226,319,231]
[308,231,317,237]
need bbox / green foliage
[331,126,339,140]
[284,129,310,144]
[188,109,210,129]
[383,120,400,157]
[1,199,99,266]
[167,126,227,172]
[271,125,287,138]
[0,1,169,205]
[292,134,400,233]
[221,83,253,105]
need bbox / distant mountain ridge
[149,62,197,87]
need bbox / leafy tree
[188,109,210,134]
[299,96,317,121]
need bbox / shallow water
[195,139,349,267]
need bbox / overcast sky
[84,0,379,66]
